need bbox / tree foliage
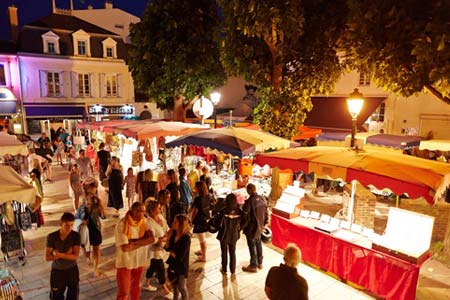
[127,0,226,120]
[342,0,450,105]
[218,0,347,138]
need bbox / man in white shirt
[115,202,154,300]
[76,149,94,180]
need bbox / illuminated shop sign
[88,105,135,115]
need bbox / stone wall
[345,182,376,229]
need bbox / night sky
[0,0,149,40]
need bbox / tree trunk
[264,20,283,92]
[425,85,450,105]
[173,95,198,122]
[173,96,186,122]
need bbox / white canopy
[0,166,36,205]
[0,132,28,156]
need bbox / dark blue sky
[0,0,148,40]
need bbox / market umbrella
[166,127,295,157]
[0,132,28,156]
[255,146,450,203]
[0,166,36,204]
[116,121,210,140]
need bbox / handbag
[143,139,153,162]
[101,178,109,188]
[207,212,224,234]
[18,203,32,231]
[1,219,23,253]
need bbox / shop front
[87,104,136,121]
[24,103,86,135]
[0,87,23,134]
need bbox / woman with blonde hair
[165,214,191,300]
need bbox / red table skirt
[271,214,421,300]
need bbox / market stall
[166,127,296,203]
[317,132,423,152]
[271,214,427,300]
[0,166,37,299]
[256,146,450,204]
[256,146,450,300]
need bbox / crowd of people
[25,130,309,300]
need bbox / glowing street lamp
[210,91,221,128]
[347,88,364,148]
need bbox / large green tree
[218,0,347,138]
[127,0,226,121]
[342,0,450,105]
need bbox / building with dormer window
[9,3,135,135]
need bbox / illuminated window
[106,74,117,97]
[78,73,90,97]
[47,72,61,96]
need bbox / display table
[271,214,427,300]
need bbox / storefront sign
[88,105,135,115]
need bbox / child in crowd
[125,167,136,208]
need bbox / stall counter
[271,214,427,300]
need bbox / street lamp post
[347,88,364,148]
[210,91,221,128]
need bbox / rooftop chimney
[105,0,113,9]
[70,0,74,10]
[52,0,56,13]
[8,5,19,42]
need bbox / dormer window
[72,29,91,57]
[77,40,87,55]
[106,47,113,58]
[47,42,55,54]
[102,37,117,59]
[41,31,60,54]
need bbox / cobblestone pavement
[3,165,449,300]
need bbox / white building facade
[15,7,135,134]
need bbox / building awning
[25,105,86,118]
[0,100,17,115]
[304,96,386,130]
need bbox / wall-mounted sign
[88,105,135,115]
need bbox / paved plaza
[3,165,450,300]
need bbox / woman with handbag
[164,214,191,300]
[189,181,210,262]
[216,193,244,275]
